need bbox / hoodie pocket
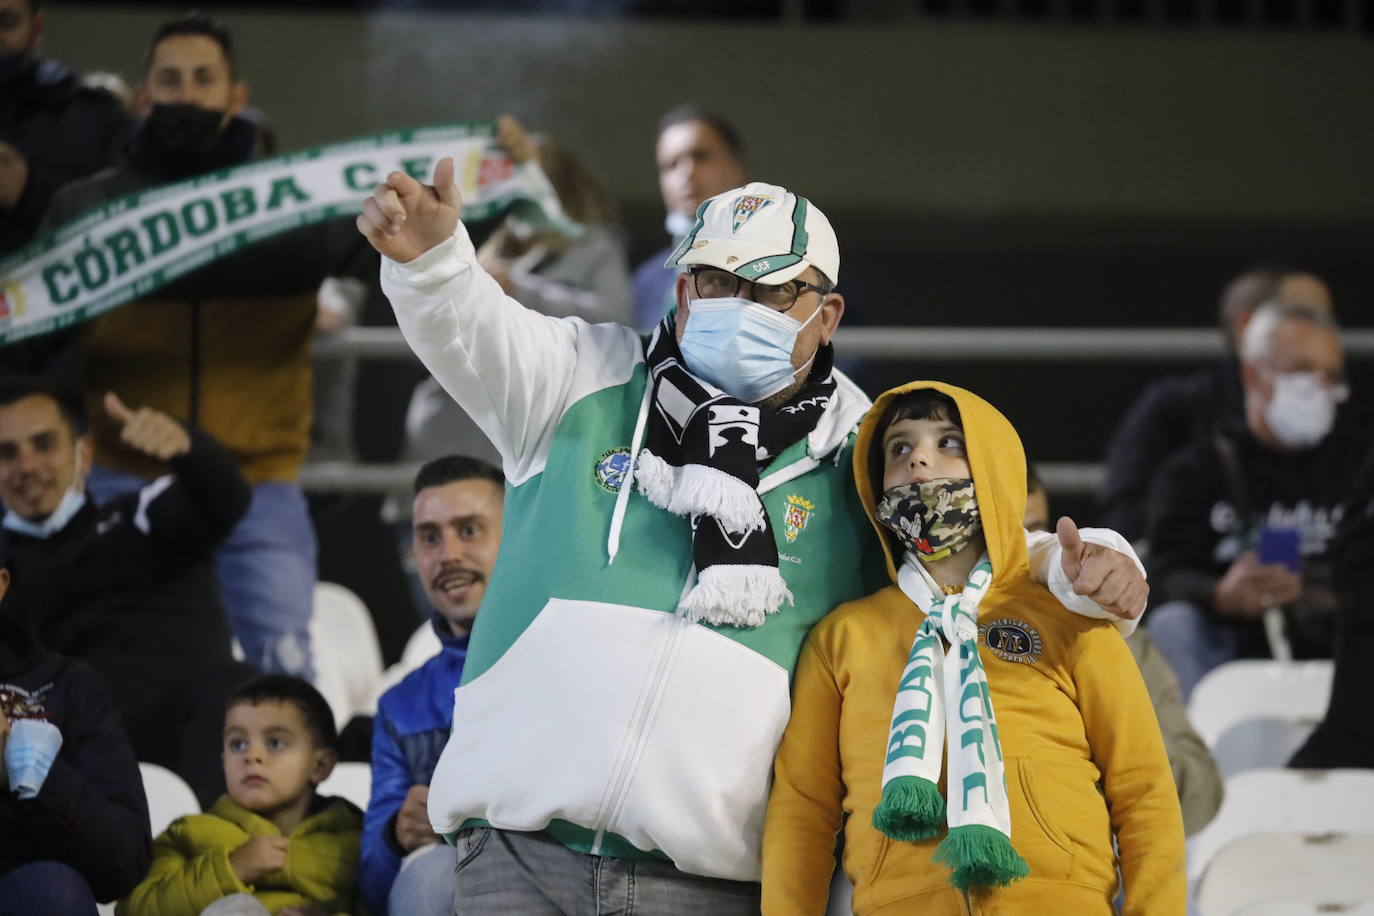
[1010,757,1076,881]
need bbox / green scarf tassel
[871,774,946,841]
[933,824,1030,890]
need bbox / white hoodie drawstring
[607,327,659,565]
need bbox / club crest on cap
[731,194,773,232]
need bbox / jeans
[1145,599,1240,701]
[390,843,458,916]
[0,861,98,916]
[453,828,760,916]
[88,466,317,681]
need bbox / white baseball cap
[664,181,840,287]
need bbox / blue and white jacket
[358,616,468,915]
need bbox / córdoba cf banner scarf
[0,121,577,346]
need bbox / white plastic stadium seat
[139,762,200,836]
[318,760,372,810]
[1211,718,1321,780]
[1234,901,1374,915]
[1188,768,1374,881]
[310,582,385,728]
[1188,660,1331,747]
[1196,832,1374,916]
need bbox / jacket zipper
[589,566,695,853]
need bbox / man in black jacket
[1144,303,1368,698]
[0,540,151,913]
[1098,266,1333,546]
[0,375,255,804]
[0,0,132,258]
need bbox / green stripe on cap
[737,253,803,280]
[790,196,810,258]
[662,199,712,268]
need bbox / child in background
[762,382,1185,915]
[120,675,362,916]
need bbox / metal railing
[304,325,1374,496]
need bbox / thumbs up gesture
[1057,516,1149,620]
[356,156,464,264]
[104,392,191,461]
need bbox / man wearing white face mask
[1145,302,1370,699]
[358,168,1150,912]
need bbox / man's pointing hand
[356,156,463,263]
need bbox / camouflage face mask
[876,478,982,562]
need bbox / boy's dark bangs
[868,388,963,503]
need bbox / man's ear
[74,436,93,486]
[310,746,338,786]
[229,81,249,118]
[0,568,10,606]
[27,11,45,54]
[1240,361,1265,395]
[818,292,845,345]
[133,83,152,117]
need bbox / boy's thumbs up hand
[104,392,191,461]
[1057,516,1148,620]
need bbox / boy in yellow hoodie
[762,382,1185,915]
[119,675,362,916]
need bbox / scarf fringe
[872,775,945,841]
[634,450,679,508]
[933,824,1029,891]
[681,565,793,628]
[636,453,765,535]
[673,463,767,534]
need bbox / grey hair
[1239,301,1338,365]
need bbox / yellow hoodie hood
[854,380,1028,587]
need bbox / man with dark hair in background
[41,12,375,680]
[360,455,503,916]
[0,0,131,257]
[1099,265,1333,545]
[0,375,255,805]
[631,105,746,331]
[0,535,151,915]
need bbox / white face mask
[2,449,88,539]
[1263,371,1347,449]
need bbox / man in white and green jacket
[358,163,1148,912]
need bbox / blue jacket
[358,617,468,915]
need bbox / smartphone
[1257,525,1302,573]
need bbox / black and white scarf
[635,317,837,627]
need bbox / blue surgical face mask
[679,297,820,404]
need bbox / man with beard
[40,12,373,680]
[0,0,131,258]
[359,455,504,916]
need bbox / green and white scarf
[871,553,1029,890]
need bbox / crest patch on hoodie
[979,618,1042,665]
[594,447,633,493]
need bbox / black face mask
[143,103,226,156]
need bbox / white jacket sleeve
[1025,527,1145,636]
[380,224,583,483]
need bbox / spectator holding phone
[1144,302,1370,698]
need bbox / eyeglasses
[689,267,829,312]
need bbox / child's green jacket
[117,794,361,916]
